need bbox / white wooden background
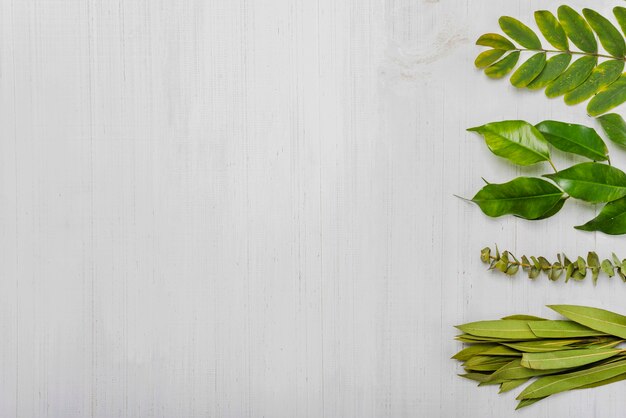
[2,0,626,417]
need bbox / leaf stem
[515,48,626,62]
[548,159,557,173]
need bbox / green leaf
[459,372,492,383]
[468,120,550,166]
[527,54,571,90]
[510,53,546,87]
[614,7,626,37]
[549,305,626,339]
[583,8,626,57]
[588,74,626,116]
[500,378,530,393]
[545,56,597,98]
[576,196,626,235]
[476,33,516,50]
[488,359,567,382]
[501,315,547,321]
[576,371,626,389]
[452,344,499,361]
[517,358,626,399]
[558,5,597,53]
[484,51,521,79]
[516,397,547,410]
[597,113,626,146]
[535,120,608,161]
[535,10,569,50]
[481,346,523,357]
[470,177,565,220]
[465,355,518,372]
[503,339,583,353]
[521,347,622,370]
[456,320,538,340]
[475,49,507,68]
[528,320,607,338]
[544,162,626,203]
[564,60,624,105]
[499,16,542,49]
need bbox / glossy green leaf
[614,7,626,37]
[528,320,607,338]
[549,305,626,339]
[517,358,626,399]
[535,10,568,50]
[544,162,626,203]
[521,347,622,370]
[558,5,597,53]
[583,9,626,57]
[510,53,546,87]
[456,320,538,340]
[475,49,507,68]
[527,54,572,90]
[476,33,516,50]
[499,16,542,49]
[588,74,626,116]
[545,56,597,98]
[576,196,626,235]
[470,177,565,220]
[484,52,520,79]
[564,60,624,105]
[468,120,550,166]
[535,120,608,161]
[597,113,626,146]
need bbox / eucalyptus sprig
[476,6,626,115]
[454,305,626,410]
[480,247,626,284]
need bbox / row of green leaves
[465,115,626,234]
[455,305,626,409]
[476,6,626,115]
[480,247,626,284]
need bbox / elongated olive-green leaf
[576,371,626,389]
[459,372,492,383]
[521,347,622,370]
[597,113,626,146]
[485,51,520,79]
[476,33,516,50]
[528,320,607,338]
[456,320,538,340]
[465,355,517,372]
[576,196,626,235]
[527,53,571,90]
[475,49,507,68]
[588,74,626,116]
[544,162,626,203]
[535,120,608,161]
[504,339,582,353]
[500,378,530,393]
[545,56,597,98]
[470,177,564,220]
[499,16,542,49]
[614,7,626,36]
[517,358,626,399]
[510,52,546,87]
[502,315,547,321]
[549,305,626,339]
[565,60,624,105]
[558,5,597,53]
[482,346,522,357]
[468,120,550,166]
[583,9,626,57]
[535,10,569,50]
[452,344,499,361]
[516,397,547,410]
[488,359,567,382]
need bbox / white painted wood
[1,0,625,416]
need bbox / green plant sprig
[481,247,626,284]
[454,305,626,410]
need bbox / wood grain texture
[1,0,625,417]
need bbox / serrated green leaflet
[528,320,607,338]
[484,51,520,79]
[549,305,626,339]
[576,196,626,235]
[544,162,626,203]
[474,49,506,68]
[476,33,516,50]
[527,54,571,90]
[597,113,626,147]
[510,53,546,87]
[545,56,597,98]
[583,8,626,57]
[535,120,608,161]
[534,10,568,51]
[521,347,622,370]
[557,5,597,53]
[456,320,538,340]
[564,60,624,105]
[588,74,626,117]
[468,120,550,166]
[517,358,626,399]
[499,16,541,49]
